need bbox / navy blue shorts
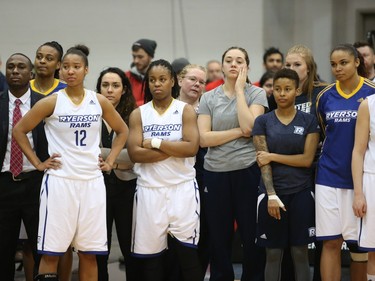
[256,188,316,248]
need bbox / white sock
[368,274,375,281]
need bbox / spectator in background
[0,55,8,92]
[206,60,223,83]
[263,47,284,73]
[259,70,276,110]
[259,71,274,98]
[171,57,190,76]
[254,47,284,87]
[172,58,190,92]
[205,60,224,91]
[126,39,157,106]
[354,41,375,82]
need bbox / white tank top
[364,94,375,174]
[134,99,196,187]
[45,89,102,180]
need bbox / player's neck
[34,76,55,93]
[275,107,297,125]
[65,87,85,105]
[222,80,236,97]
[152,97,173,114]
[338,74,360,94]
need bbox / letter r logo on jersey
[293,126,304,135]
[308,227,316,237]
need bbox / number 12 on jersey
[74,130,87,146]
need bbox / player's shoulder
[316,83,336,100]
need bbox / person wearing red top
[125,39,157,106]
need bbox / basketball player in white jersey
[127,59,201,281]
[13,44,128,281]
[352,94,375,281]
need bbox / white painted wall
[0,0,264,89]
[1,0,374,88]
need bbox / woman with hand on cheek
[198,46,268,281]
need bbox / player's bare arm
[145,104,199,158]
[254,135,286,220]
[198,114,245,148]
[13,95,62,171]
[98,94,128,170]
[127,108,169,163]
[352,100,370,218]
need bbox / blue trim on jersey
[316,234,342,241]
[176,240,199,249]
[37,250,66,256]
[79,250,108,255]
[193,180,200,246]
[131,249,167,258]
[345,239,359,245]
[316,234,357,245]
[41,174,49,252]
[358,246,375,252]
[131,189,138,254]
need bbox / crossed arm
[127,104,199,163]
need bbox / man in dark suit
[0,53,48,281]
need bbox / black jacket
[0,90,49,168]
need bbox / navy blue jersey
[316,77,375,189]
[253,110,320,195]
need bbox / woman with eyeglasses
[198,46,268,281]
[167,64,209,280]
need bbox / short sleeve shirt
[198,84,268,172]
[252,110,320,195]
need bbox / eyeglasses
[184,76,206,86]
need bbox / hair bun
[73,44,90,57]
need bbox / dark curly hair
[96,67,137,125]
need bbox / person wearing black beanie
[126,39,158,106]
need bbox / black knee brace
[347,242,368,263]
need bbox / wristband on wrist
[151,138,162,149]
[268,194,285,208]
